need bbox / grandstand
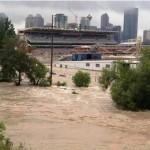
[18,27,117,49]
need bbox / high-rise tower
[101,13,109,30]
[143,30,150,45]
[123,8,138,40]
[34,14,44,27]
[54,14,67,29]
[25,14,44,28]
[25,15,34,28]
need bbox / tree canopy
[0,18,49,86]
[99,48,150,111]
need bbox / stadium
[18,27,118,54]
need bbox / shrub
[72,91,78,94]
[0,122,26,150]
[72,71,91,87]
[99,48,150,111]
[56,81,67,86]
[26,58,48,86]
[39,78,51,87]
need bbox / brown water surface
[0,67,150,150]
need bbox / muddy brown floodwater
[0,67,150,150]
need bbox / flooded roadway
[0,67,150,150]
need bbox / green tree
[99,48,150,110]
[26,57,48,85]
[12,51,31,86]
[72,71,91,87]
[0,18,17,82]
[0,18,15,50]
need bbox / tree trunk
[17,71,21,86]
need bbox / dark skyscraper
[101,13,109,30]
[123,8,138,40]
[113,25,121,43]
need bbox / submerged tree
[0,18,48,86]
[99,48,150,111]
[72,71,91,87]
[26,57,49,86]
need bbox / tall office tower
[143,30,150,45]
[54,14,67,29]
[0,13,7,20]
[25,15,34,28]
[113,25,121,43]
[80,17,90,29]
[101,13,109,30]
[123,8,138,40]
[34,14,44,27]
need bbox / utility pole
[50,15,54,85]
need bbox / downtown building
[101,13,109,30]
[25,14,44,28]
[79,14,92,30]
[123,8,138,40]
[143,30,150,45]
[54,14,67,29]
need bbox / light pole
[50,15,54,85]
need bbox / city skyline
[0,1,150,38]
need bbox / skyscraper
[25,15,34,28]
[101,13,109,30]
[54,14,67,29]
[113,26,121,43]
[34,14,44,27]
[25,14,44,28]
[143,30,150,45]
[123,8,138,40]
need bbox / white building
[54,60,138,71]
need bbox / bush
[0,122,25,150]
[26,58,48,86]
[39,78,51,87]
[56,81,67,86]
[99,48,150,111]
[72,91,78,94]
[72,71,91,87]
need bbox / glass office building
[123,8,138,40]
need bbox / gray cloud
[0,1,150,36]
[1,1,150,12]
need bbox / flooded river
[0,67,150,150]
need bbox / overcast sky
[0,1,150,38]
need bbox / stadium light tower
[50,15,54,85]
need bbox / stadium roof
[18,27,117,35]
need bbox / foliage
[99,48,150,110]
[0,18,48,86]
[39,78,51,87]
[72,91,78,94]
[26,57,48,86]
[0,18,16,50]
[56,81,67,86]
[0,122,26,150]
[72,71,91,87]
